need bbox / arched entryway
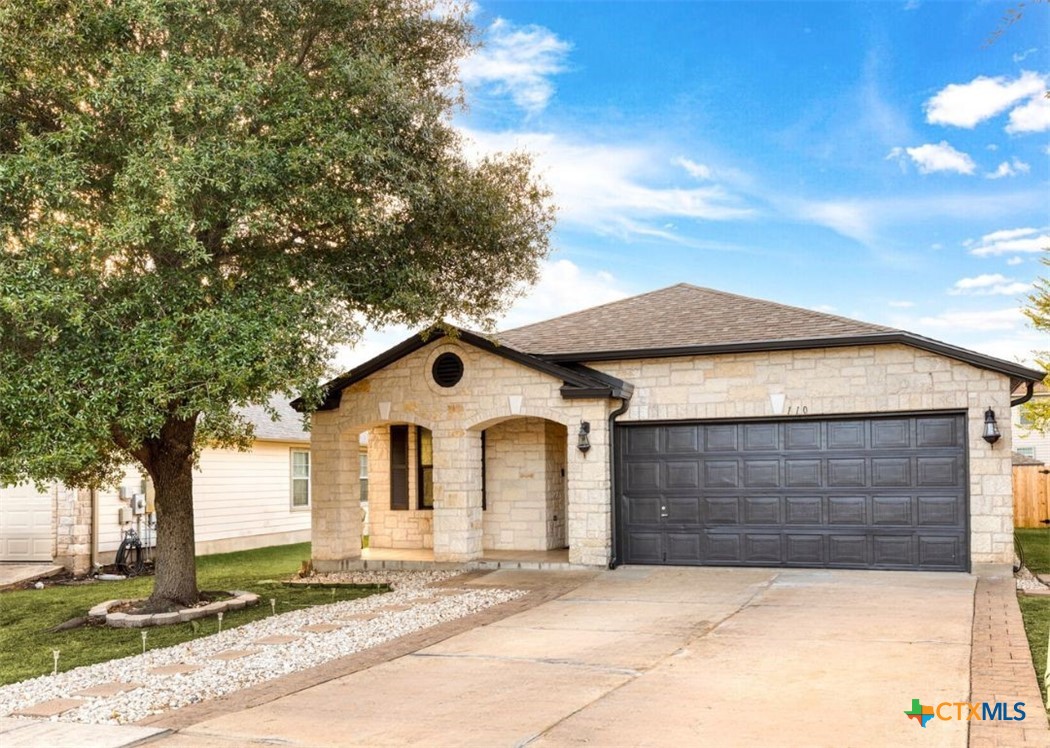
[478,417,568,553]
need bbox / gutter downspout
[607,393,632,570]
[1011,380,1036,408]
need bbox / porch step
[468,559,593,572]
[326,558,592,572]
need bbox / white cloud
[917,307,1027,332]
[888,142,976,175]
[1007,256,1025,266]
[498,259,630,330]
[985,158,1031,178]
[1006,94,1050,133]
[888,300,915,308]
[924,71,1047,129]
[969,227,1050,256]
[459,18,570,114]
[673,157,713,181]
[949,273,1031,296]
[1013,48,1038,63]
[461,128,754,239]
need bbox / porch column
[432,427,483,562]
[566,410,613,567]
[53,485,91,575]
[310,412,363,570]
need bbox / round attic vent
[432,352,464,388]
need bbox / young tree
[1021,254,1050,430]
[0,0,553,609]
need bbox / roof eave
[535,332,1045,383]
[297,327,631,412]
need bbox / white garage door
[0,483,54,562]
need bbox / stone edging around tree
[88,591,260,628]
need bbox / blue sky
[340,0,1049,370]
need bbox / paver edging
[88,591,259,628]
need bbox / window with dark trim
[481,430,487,511]
[417,427,434,509]
[390,425,409,511]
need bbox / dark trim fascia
[536,332,1046,383]
[295,327,630,412]
[613,407,969,428]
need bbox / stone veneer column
[310,412,362,570]
[53,486,92,575]
[431,427,483,562]
[566,408,613,567]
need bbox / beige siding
[1013,395,1050,464]
[97,441,310,556]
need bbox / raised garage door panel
[617,414,968,571]
[0,483,54,562]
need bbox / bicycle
[115,526,146,576]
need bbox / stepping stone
[300,623,343,633]
[149,664,202,676]
[254,634,300,645]
[11,698,85,717]
[73,681,142,698]
[337,612,378,622]
[212,649,255,661]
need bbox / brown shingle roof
[498,284,893,357]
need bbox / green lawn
[1016,529,1050,719]
[0,542,386,686]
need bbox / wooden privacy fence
[1013,465,1050,528]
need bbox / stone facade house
[300,284,1044,573]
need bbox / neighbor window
[1017,447,1036,458]
[418,427,434,509]
[291,449,311,508]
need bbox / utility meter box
[132,493,146,515]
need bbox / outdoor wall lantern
[577,421,591,453]
[982,407,1001,445]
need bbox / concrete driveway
[153,567,975,747]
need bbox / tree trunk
[136,414,199,609]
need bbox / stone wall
[481,417,565,551]
[597,343,1016,565]
[53,486,92,575]
[367,425,433,549]
[545,420,568,548]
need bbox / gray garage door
[617,413,968,571]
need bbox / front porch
[307,337,618,571]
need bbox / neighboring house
[1011,382,1049,464]
[298,284,1044,574]
[0,397,312,573]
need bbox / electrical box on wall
[118,507,131,524]
[132,493,146,515]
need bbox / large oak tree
[0,0,553,609]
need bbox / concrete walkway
[147,567,983,747]
[0,563,63,590]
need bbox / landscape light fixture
[577,421,591,453]
[982,407,1001,445]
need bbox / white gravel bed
[0,571,523,726]
[1016,566,1050,591]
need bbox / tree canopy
[1020,253,1050,431]
[0,0,553,606]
